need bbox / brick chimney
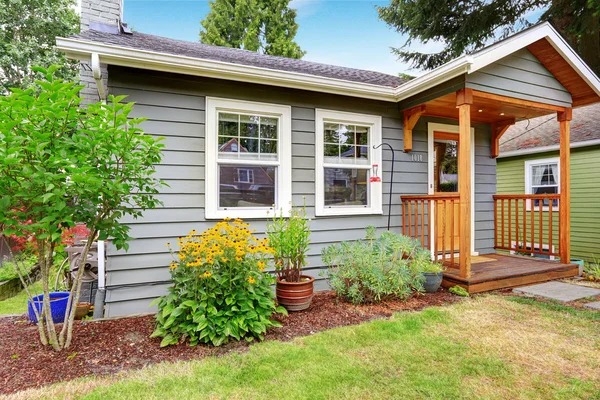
[79,0,123,104]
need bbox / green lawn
[11,294,600,400]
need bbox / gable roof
[56,22,600,104]
[69,29,406,89]
[499,102,600,157]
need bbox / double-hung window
[205,97,292,219]
[315,109,382,216]
[525,158,560,210]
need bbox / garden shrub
[152,219,287,347]
[0,255,37,282]
[449,285,469,297]
[322,227,441,304]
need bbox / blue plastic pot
[28,292,70,323]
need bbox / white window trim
[205,97,292,219]
[315,109,383,216]
[524,157,560,212]
[427,123,477,256]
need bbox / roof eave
[56,37,399,102]
[498,137,600,158]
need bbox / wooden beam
[490,118,516,158]
[472,90,567,112]
[457,90,472,279]
[403,105,426,152]
[558,108,572,264]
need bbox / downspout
[91,53,107,102]
[93,239,106,319]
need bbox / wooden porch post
[457,89,472,278]
[558,108,572,264]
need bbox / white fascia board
[56,37,398,102]
[469,22,600,97]
[498,138,600,158]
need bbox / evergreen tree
[200,0,305,59]
[0,0,79,93]
[378,0,600,75]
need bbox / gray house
[58,1,600,317]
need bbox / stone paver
[584,301,600,310]
[513,281,600,302]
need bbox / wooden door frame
[427,122,478,256]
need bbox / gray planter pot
[422,272,443,293]
[571,258,585,276]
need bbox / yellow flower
[203,271,212,278]
[247,276,256,284]
[257,261,265,271]
[222,257,228,263]
[169,262,177,270]
[236,256,242,262]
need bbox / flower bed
[0,290,459,395]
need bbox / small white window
[315,109,383,216]
[205,98,292,219]
[525,158,559,211]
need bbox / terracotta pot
[74,302,91,320]
[276,275,315,312]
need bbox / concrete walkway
[513,281,600,302]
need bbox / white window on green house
[315,109,383,216]
[525,158,559,210]
[205,98,292,219]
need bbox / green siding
[497,145,600,263]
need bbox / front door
[433,131,461,255]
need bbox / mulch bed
[0,290,458,395]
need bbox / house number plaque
[411,154,424,162]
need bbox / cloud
[289,0,322,19]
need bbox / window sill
[315,207,383,217]
[205,207,289,220]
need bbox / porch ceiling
[417,90,562,125]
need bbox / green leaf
[160,334,175,347]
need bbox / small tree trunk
[39,240,60,351]
[59,231,97,349]
[1,236,49,345]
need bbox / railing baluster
[450,197,455,266]
[539,197,543,255]
[515,198,519,251]
[494,197,498,249]
[420,200,425,248]
[523,198,527,253]
[549,199,553,256]
[402,199,406,236]
[501,199,505,249]
[508,199,512,250]
[427,199,432,251]
[530,197,534,253]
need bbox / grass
[0,255,37,282]
[7,295,600,400]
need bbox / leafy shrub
[584,256,600,281]
[322,227,441,304]
[449,285,469,297]
[152,219,287,347]
[267,204,311,282]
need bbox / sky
[121,0,445,77]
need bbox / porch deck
[441,253,578,294]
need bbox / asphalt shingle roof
[71,29,407,88]
[500,103,600,153]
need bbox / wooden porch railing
[493,194,560,258]
[401,194,460,266]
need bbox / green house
[498,103,600,263]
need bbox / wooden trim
[493,194,559,200]
[456,88,473,106]
[472,90,567,112]
[401,194,460,200]
[458,101,472,278]
[490,118,516,158]
[559,111,571,263]
[434,131,459,141]
[557,108,573,122]
[403,105,426,152]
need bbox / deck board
[441,253,578,293]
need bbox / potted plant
[412,252,445,293]
[267,204,313,311]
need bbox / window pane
[240,114,260,138]
[218,113,239,136]
[324,168,368,207]
[338,124,354,145]
[260,139,277,154]
[358,146,369,159]
[240,138,259,154]
[324,123,339,144]
[324,144,339,157]
[219,165,276,208]
[356,126,369,145]
[260,117,278,139]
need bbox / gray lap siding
[104,67,496,317]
